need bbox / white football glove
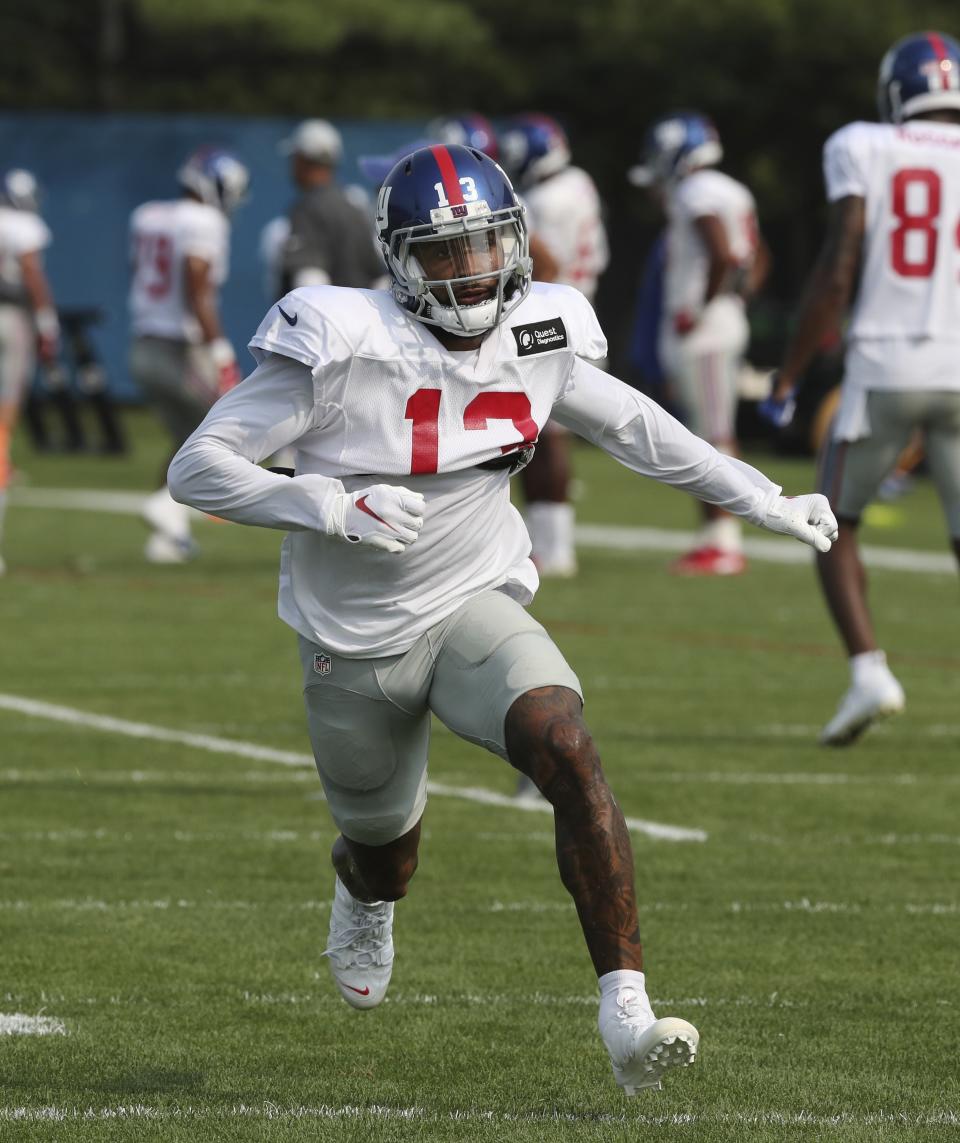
[759,493,838,553]
[326,485,425,554]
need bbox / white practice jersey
[0,206,51,300]
[168,283,782,657]
[663,168,759,339]
[824,119,960,345]
[523,167,609,300]
[128,199,229,341]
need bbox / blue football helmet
[0,168,40,212]
[628,112,723,187]
[376,144,531,337]
[499,114,571,189]
[177,147,249,214]
[877,31,960,123]
[360,114,500,189]
[427,113,500,162]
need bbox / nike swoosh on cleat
[277,305,298,326]
[356,495,397,531]
[343,984,370,996]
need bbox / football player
[128,147,249,563]
[278,119,385,295]
[631,112,770,575]
[763,32,960,745]
[168,144,837,1095]
[358,112,502,188]
[500,113,609,579]
[0,169,59,576]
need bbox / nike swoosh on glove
[326,485,426,554]
[759,493,838,553]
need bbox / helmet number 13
[434,177,480,208]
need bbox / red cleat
[670,546,747,577]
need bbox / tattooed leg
[331,820,421,903]
[504,686,643,975]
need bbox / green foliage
[2,0,960,340]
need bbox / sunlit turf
[2,413,958,1140]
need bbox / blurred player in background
[501,113,609,579]
[631,112,770,576]
[358,111,565,289]
[764,31,960,745]
[128,147,249,563]
[168,144,838,1095]
[0,169,59,576]
[357,111,500,189]
[258,214,291,304]
[278,119,384,294]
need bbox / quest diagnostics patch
[511,317,568,357]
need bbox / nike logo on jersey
[511,317,568,356]
[343,984,371,996]
[356,495,396,531]
[278,305,298,326]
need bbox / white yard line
[3,763,956,790]
[0,692,705,843]
[576,522,957,574]
[0,1104,957,1127]
[1,896,954,917]
[4,826,958,848]
[10,488,150,514]
[0,1014,66,1036]
[10,487,957,574]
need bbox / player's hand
[34,308,60,366]
[760,493,838,553]
[210,337,241,395]
[327,485,426,554]
[672,310,698,337]
[757,371,797,429]
[37,332,60,366]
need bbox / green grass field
[2,413,958,1141]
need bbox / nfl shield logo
[313,653,332,676]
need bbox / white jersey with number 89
[824,119,960,343]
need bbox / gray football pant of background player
[818,389,960,538]
[0,305,37,570]
[129,336,218,452]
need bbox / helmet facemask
[385,201,531,336]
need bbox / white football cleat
[600,987,699,1095]
[534,555,578,579]
[141,486,192,540]
[323,876,394,1010]
[820,673,905,747]
[144,532,199,565]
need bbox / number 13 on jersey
[404,388,538,474]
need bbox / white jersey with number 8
[824,119,960,344]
